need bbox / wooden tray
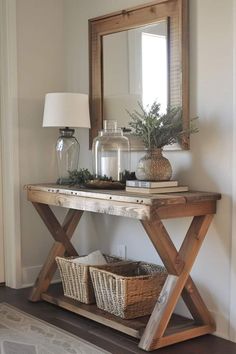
[85,180,125,190]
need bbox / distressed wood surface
[139,214,215,351]
[182,276,216,326]
[32,203,78,255]
[29,209,83,302]
[156,200,217,219]
[27,189,151,220]
[41,283,196,339]
[156,324,214,349]
[142,217,184,275]
[25,183,220,351]
[26,184,221,221]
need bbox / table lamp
[43,92,91,184]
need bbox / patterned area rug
[0,303,109,354]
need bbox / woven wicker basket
[56,255,122,304]
[90,261,167,319]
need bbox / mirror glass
[103,20,168,130]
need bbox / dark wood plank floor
[0,285,236,354]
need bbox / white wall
[16,0,67,284]
[16,0,234,341]
[64,0,233,340]
[230,1,236,342]
[0,156,4,282]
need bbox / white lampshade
[43,92,91,128]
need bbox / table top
[26,183,221,208]
[25,184,221,204]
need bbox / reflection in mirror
[103,20,168,130]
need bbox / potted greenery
[127,101,198,181]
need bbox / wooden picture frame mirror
[89,0,189,150]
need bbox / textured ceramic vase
[135,148,172,181]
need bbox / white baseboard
[210,310,230,340]
[22,265,61,288]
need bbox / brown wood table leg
[32,203,78,255]
[182,276,216,326]
[29,204,83,302]
[139,213,215,351]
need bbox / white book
[126,186,189,194]
[126,180,178,188]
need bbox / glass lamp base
[56,127,80,183]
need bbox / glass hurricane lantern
[92,120,130,181]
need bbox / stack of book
[125,180,189,194]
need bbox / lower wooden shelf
[41,283,197,339]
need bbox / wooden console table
[25,184,221,351]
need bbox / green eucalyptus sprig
[127,101,198,149]
[68,168,93,185]
[66,169,135,186]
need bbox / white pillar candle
[101,156,118,180]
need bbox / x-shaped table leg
[29,203,83,302]
[139,212,215,351]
